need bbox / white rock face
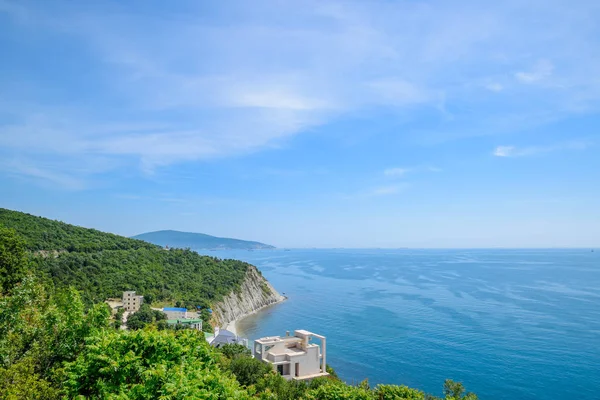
[212,265,285,326]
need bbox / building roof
[216,329,236,338]
[163,307,187,312]
[166,319,203,325]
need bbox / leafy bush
[218,343,252,359]
[229,356,274,387]
[0,226,28,293]
[126,303,167,330]
[63,329,250,399]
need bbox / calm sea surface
[195,249,600,400]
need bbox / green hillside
[0,208,250,307]
[133,230,275,249]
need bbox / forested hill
[133,230,275,249]
[0,208,156,252]
[0,208,251,306]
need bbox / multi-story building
[122,291,144,312]
[253,330,328,381]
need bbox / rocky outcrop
[211,265,285,327]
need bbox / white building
[208,327,248,348]
[253,330,328,381]
[122,291,144,312]
[162,307,188,320]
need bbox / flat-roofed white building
[253,330,328,381]
[122,291,144,312]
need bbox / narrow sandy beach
[225,319,238,336]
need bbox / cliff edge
[211,265,285,327]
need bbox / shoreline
[223,295,287,338]
[225,319,239,336]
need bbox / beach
[225,319,239,336]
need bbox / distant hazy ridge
[132,230,275,250]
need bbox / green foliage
[304,380,373,400]
[63,329,250,399]
[1,208,251,310]
[113,307,125,329]
[126,303,166,330]
[255,373,309,400]
[0,357,60,400]
[374,384,426,399]
[0,275,110,398]
[218,343,252,359]
[0,208,155,253]
[229,356,273,387]
[443,379,478,400]
[326,363,340,380]
[0,227,28,293]
[260,282,272,296]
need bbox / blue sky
[1,0,599,248]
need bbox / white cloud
[0,158,85,190]
[493,141,591,157]
[1,0,600,187]
[515,59,554,84]
[367,79,432,106]
[485,82,504,92]
[383,167,410,177]
[384,166,441,176]
[229,86,333,111]
[493,145,516,157]
[368,185,403,196]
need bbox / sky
[1,0,599,248]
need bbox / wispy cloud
[1,1,600,188]
[368,185,405,197]
[484,82,504,92]
[383,167,410,177]
[0,158,85,190]
[515,59,554,84]
[384,166,441,177]
[493,141,591,157]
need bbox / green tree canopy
[0,226,28,293]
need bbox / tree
[0,227,28,293]
[0,357,59,400]
[126,303,167,330]
[219,343,252,359]
[375,384,425,399]
[443,380,477,400]
[63,329,250,399]
[0,274,110,398]
[229,356,273,387]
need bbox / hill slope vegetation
[0,208,250,307]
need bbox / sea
[195,248,600,400]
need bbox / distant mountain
[131,230,275,250]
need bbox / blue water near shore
[196,248,600,400]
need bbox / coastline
[223,295,287,338]
[225,319,238,336]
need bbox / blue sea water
[196,249,600,400]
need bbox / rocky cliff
[211,265,285,327]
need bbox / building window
[277,365,284,375]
